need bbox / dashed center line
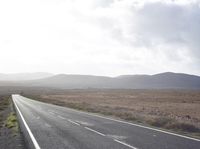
[44,123,52,128]
[49,111,55,115]
[68,119,80,126]
[48,110,138,149]
[114,139,138,149]
[57,115,66,119]
[84,127,138,149]
[51,111,138,149]
[84,127,106,136]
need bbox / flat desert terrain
[24,89,200,137]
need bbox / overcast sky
[0,0,200,76]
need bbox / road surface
[12,95,200,149]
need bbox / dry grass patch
[23,89,200,138]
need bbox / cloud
[132,2,200,57]
[82,0,200,74]
[90,1,200,55]
[0,0,200,75]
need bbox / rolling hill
[25,72,200,89]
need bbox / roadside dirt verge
[0,96,26,149]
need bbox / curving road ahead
[12,94,200,149]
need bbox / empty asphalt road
[12,95,200,149]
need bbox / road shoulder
[0,96,26,149]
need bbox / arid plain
[24,89,200,138]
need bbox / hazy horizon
[0,71,200,78]
[1,0,200,76]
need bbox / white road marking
[68,119,80,126]
[75,120,94,126]
[44,123,51,128]
[114,139,138,149]
[57,115,66,120]
[68,108,200,142]
[107,135,127,140]
[49,111,55,115]
[84,127,106,136]
[12,95,41,149]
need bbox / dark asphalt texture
[12,95,200,149]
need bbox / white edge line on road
[114,139,137,149]
[70,109,200,142]
[12,96,41,149]
[84,127,106,136]
[58,115,66,120]
[68,119,80,126]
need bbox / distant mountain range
[0,72,200,89]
